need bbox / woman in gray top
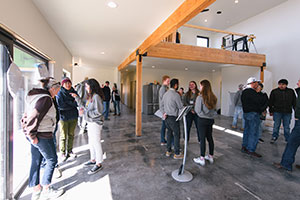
[193,80,217,166]
[71,78,105,175]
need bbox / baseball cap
[246,77,261,85]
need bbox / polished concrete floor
[20,105,300,200]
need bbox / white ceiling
[32,0,287,71]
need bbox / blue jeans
[160,120,167,143]
[29,138,58,187]
[272,112,292,141]
[242,112,260,152]
[102,101,110,119]
[232,106,245,128]
[186,112,200,142]
[280,120,300,171]
[41,124,58,168]
[113,101,120,115]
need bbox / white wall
[178,26,213,47]
[0,0,72,80]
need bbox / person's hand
[191,110,195,114]
[270,112,273,116]
[32,137,38,144]
[163,113,167,120]
[70,93,77,98]
[79,108,84,116]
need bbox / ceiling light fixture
[185,67,188,71]
[217,11,222,14]
[107,1,118,8]
[212,69,216,72]
[235,0,239,3]
[204,19,208,22]
[125,69,128,72]
[151,65,155,68]
[100,52,105,55]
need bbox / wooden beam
[135,55,142,136]
[118,0,216,71]
[147,42,266,67]
[183,24,249,37]
[118,51,136,71]
[260,67,265,83]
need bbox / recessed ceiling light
[100,52,105,55]
[212,69,216,72]
[204,19,208,22]
[217,11,222,14]
[151,65,155,68]
[125,69,128,71]
[235,0,239,3]
[107,1,118,8]
[185,67,188,71]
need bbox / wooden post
[135,55,142,136]
[260,66,265,83]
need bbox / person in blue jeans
[241,77,262,158]
[102,81,111,120]
[274,80,300,171]
[269,79,296,143]
[159,75,170,145]
[112,83,121,116]
[232,84,245,130]
[21,78,64,200]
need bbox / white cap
[246,77,261,85]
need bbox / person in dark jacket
[21,78,64,200]
[269,79,296,143]
[102,81,111,120]
[183,81,200,142]
[111,83,121,116]
[232,84,245,130]
[257,82,269,143]
[56,77,78,161]
[273,79,300,171]
[241,77,262,158]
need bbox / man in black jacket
[269,79,296,143]
[274,79,300,171]
[102,81,111,120]
[241,77,262,157]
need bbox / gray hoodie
[194,95,216,119]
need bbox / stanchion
[171,106,193,182]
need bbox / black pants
[186,111,200,142]
[165,116,180,155]
[197,117,214,157]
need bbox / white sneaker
[193,157,205,166]
[40,186,64,200]
[204,155,214,164]
[54,167,62,179]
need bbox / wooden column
[135,55,142,136]
[260,66,265,83]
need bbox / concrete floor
[20,105,300,200]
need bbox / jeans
[113,101,120,115]
[87,122,103,164]
[160,120,167,143]
[232,106,245,128]
[280,120,300,171]
[103,101,110,119]
[59,119,77,154]
[41,124,59,168]
[186,111,200,142]
[197,117,214,157]
[242,112,260,152]
[165,116,180,155]
[29,138,58,187]
[272,112,292,141]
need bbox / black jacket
[103,86,111,102]
[258,92,269,113]
[295,88,300,119]
[56,87,79,121]
[268,87,296,114]
[241,88,261,113]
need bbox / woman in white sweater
[71,78,105,175]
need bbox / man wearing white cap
[241,77,262,157]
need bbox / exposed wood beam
[260,66,266,83]
[135,55,142,136]
[118,51,136,71]
[183,24,251,37]
[147,42,266,67]
[118,0,216,71]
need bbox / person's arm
[176,93,183,111]
[233,91,239,106]
[292,89,297,111]
[268,90,275,114]
[194,96,202,116]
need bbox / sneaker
[231,125,237,129]
[240,128,244,131]
[68,151,77,158]
[40,186,64,200]
[248,151,262,158]
[174,153,184,160]
[193,157,205,166]
[165,151,172,157]
[53,167,62,179]
[273,162,291,171]
[84,160,96,166]
[258,138,264,143]
[270,137,278,144]
[161,142,167,146]
[31,189,42,200]
[295,164,300,169]
[88,164,103,175]
[241,146,249,154]
[204,155,214,164]
[60,153,67,162]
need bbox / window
[197,36,209,48]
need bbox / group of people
[21,77,115,200]
[233,77,300,172]
[159,75,217,166]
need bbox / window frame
[196,35,210,48]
